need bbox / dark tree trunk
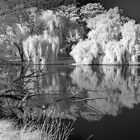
[14,42,25,62]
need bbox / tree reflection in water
[0,64,140,122]
[71,65,140,118]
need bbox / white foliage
[23,35,41,64]
[70,39,99,64]
[21,10,69,64]
[102,41,124,64]
[71,7,122,64]
[23,33,60,64]
[71,7,140,65]
[121,20,137,52]
[40,34,60,64]
[120,20,140,64]
[87,7,121,44]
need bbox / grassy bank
[0,117,73,140]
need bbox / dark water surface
[1,64,140,140]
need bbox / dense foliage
[70,7,140,64]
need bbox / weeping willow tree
[0,0,78,62]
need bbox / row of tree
[0,1,105,61]
[1,1,140,65]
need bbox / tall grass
[0,110,74,140]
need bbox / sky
[78,0,140,23]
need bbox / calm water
[1,64,140,140]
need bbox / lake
[0,64,140,140]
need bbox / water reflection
[0,64,140,122]
[71,66,140,117]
